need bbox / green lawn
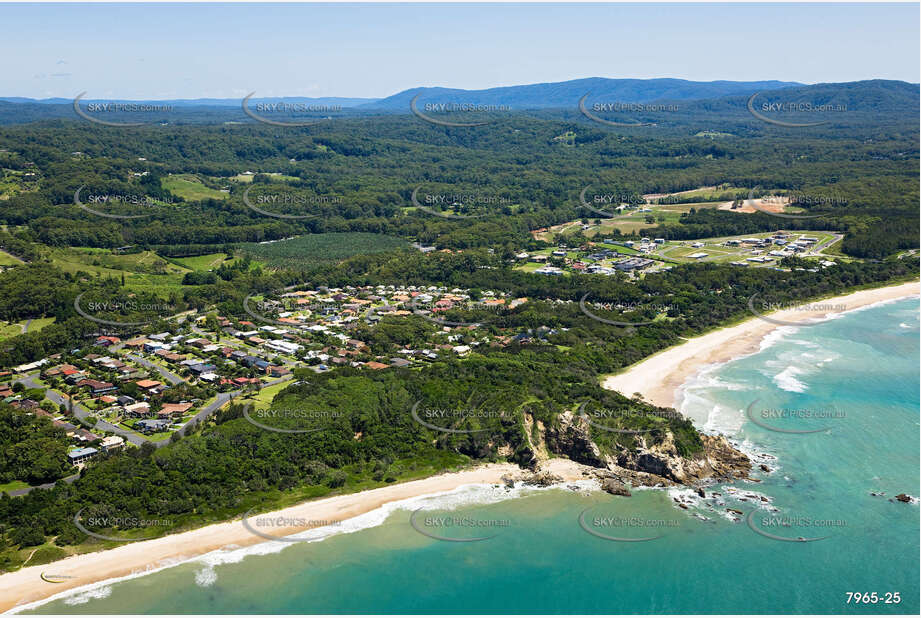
[0,480,29,493]
[162,174,228,201]
[0,322,24,339]
[169,253,235,271]
[240,379,292,408]
[48,248,192,296]
[0,250,24,265]
[26,317,55,333]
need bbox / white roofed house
[266,340,301,355]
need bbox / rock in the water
[896,493,912,503]
[519,471,563,487]
[759,464,771,472]
[601,477,631,496]
[696,487,706,498]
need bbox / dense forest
[0,83,917,258]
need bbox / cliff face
[524,410,750,488]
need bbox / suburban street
[125,353,185,385]
[13,373,148,446]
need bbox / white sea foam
[758,325,798,351]
[8,557,190,614]
[9,478,602,613]
[194,564,217,587]
[61,586,112,606]
[772,365,808,393]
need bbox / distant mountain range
[0,78,916,123]
[2,78,803,108]
[360,78,804,109]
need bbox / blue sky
[2,3,918,99]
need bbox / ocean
[21,297,920,614]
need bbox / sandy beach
[603,280,920,408]
[0,461,590,613]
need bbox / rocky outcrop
[611,432,750,485]
[532,408,751,489]
[544,411,607,468]
[516,470,564,487]
[600,477,631,496]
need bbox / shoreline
[1,460,588,613]
[602,280,920,409]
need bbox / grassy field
[225,172,301,184]
[520,230,842,275]
[26,317,55,333]
[51,248,185,276]
[242,233,409,267]
[554,201,725,239]
[0,480,30,494]
[0,322,24,339]
[48,248,191,296]
[648,185,746,203]
[239,378,291,408]
[169,252,236,271]
[162,174,228,201]
[655,231,839,265]
[660,243,743,263]
[0,317,55,341]
[0,250,24,265]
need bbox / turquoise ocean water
[22,297,920,614]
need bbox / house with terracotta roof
[158,402,193,418]
[76,379,117,394]
[135,379,164,393]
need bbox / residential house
[135,379,165,393]
[125,401,151,417]
[158,402,193,419]
[77,379,117,395]
[101,435,125,452]
[136,419,170,434]
[67,447,98,465]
